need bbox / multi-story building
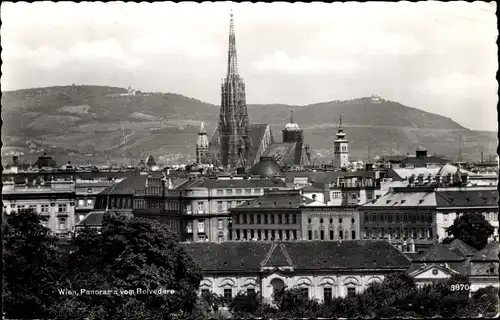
[435,186,499,239]
[75,178,118,222]
[93,172,185,237]
[182,240,410,302]
[178,176,288,242]
[229,189,361,241]
[2,176,76,237]
[359,185,499,251]
[408,239,499,292]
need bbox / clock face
[87,188,93,193]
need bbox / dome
[284,122,301,131]
[250,156,283,178]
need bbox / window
[364,228,370,239]
[403,213,408,222]
[372,213,377,222]
[320,230,325,240]
[320,218,324,224]
[404,228,409,238]
[245,189,251,194]
[347,287,356,298]
[395,213,400,222]
[265,230,269,240]
[300,287,309,298]
[243,230,248,240]
[364,214,369,222]
[226,189,233,195]
[339,218,343,223]
[264,214,268,224]
[351,193,357,200]
[217,201,223,212]
[271,230,275,240]
[351,218,355,224]
[58,217,66,230]
[278,230,282,240]
[218,219,224,230]
[236,230,240,240]
[227,201,232,209]
[308,218,312,223]
[243,214,247,224]
[198,202,204,213]
[372,228,377,238]
[236,201,242,207]
[41,204,49,213]
[388,213,393,223]
[198,235,205,241]
[257,214,261,224]
[428,228,433,238]
[78,199,85,207]
[258,230,262,240]
[324,287,332,302]
[217,189,223,196]
[308,230,313,240]
[339,230,343,239]
[293,230,297,240]
[253,188,260,194]
[58,204,67,213]
[87,199,94,207]
[224,288,232,301]
[236,189,242,195]
[351,230,356,239]
[286,214,290,224]
[278,214,282,224]
[247,288,255,295]
[186,222,193,233]
[198,221,205,233]
[218,233,224,242]
[330,230,334,240]
[292,214,297,224]
[270,214,275,224]
[250,214,254,224]
[396,228,401,238]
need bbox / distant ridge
[1,85,495,165]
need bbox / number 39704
[450,284,470,291]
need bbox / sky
[1,1,498,131]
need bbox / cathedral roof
[284,122,301,131]
[250,156,283,178]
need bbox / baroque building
[205,12,311,169]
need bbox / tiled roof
[234,190,313,209]
[181,240,410,272]
[99,175,148,195]
[435,189,499,207]
[408,261,467,275]
[361,191,436,207]
[414,244,466,262]
[179,178,288,190]
[263,142,298,166]
[248,124,272,165]
[301,185,324,193]
[446,239,478,257]
[262,244,294,267]
[400,155,450,166]
[472,241,499,261]
[76,211,105,227]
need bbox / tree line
[3,209,498,319]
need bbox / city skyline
[1,1,498,131]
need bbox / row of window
[364,227,433,239]
[202,286,355,301]
[364,212,433,223]
[40,217,67,230]
[308,217,355,225]
[77,199,94,207]
[235,213,298,225]
[308,229,356,240]
[216,189,263,196]
[7,204,68,213]
[235,229,298,241]
[186,219,225,233]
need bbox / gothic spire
[227,9,239,78]
[199,121,206,134]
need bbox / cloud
[252,51,359,74]
[416,73,498,97]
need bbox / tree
[3,209,63,319]
[229,290,262,317]
[445,212,494,250]
[56,213,203,319]
[273,287,320,318]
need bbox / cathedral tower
[333,115,349,169]
[196,122,209,164]
[218,10,250,168]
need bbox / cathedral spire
[227,9,239,78]
[199,121,207,134]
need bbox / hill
[1,85,496,165]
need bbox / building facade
[2,177,76,237]
[182,241,410,302]
[178,176,288,242]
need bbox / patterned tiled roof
[435,189,499,207]
[181,240,410,272]
[472,241,499,261]
[99,175,148,195]
[263,142,297,166]
[178,178,287,190]
[233,190,313,209]
[248,124,272,165]
[362,191,436,207]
